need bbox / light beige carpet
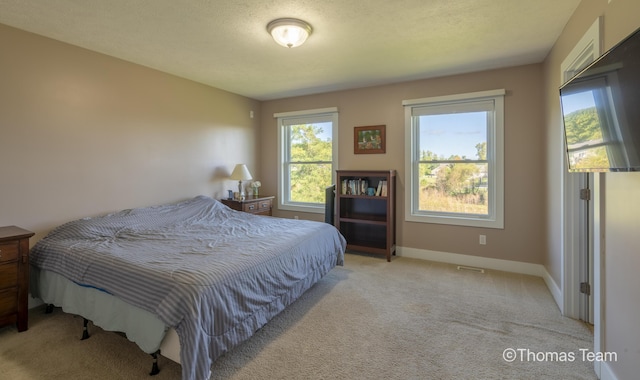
[0,254,596,379]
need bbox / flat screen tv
[560,26,640,172]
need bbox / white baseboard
[541,267,563,311]
[397,246,546,276]
[397,246,563,309]
[28,294,44,309]
[599,361,618,380]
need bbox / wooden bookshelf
[335,170,396,261]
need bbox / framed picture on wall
[354,125,386,154]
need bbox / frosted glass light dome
[267,18,313,48]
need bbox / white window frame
[276,107,339,214]
[403,89,505,228]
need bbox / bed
[29,195,346,380]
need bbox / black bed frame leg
[149,351,160,376]
[45,304,54,314]
[81,318,90,340]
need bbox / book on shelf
[375,180,387,196]
[342,178,369,195]
[340,177,388,196]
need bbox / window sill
[278,203,325,214]
[405,213,504,229]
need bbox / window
[276,107,338,213]
[403,90,504,228]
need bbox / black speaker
[324,184,336,225]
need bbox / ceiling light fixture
[267,18,313,48]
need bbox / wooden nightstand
[0,226,35,332]
[220,195,275,216]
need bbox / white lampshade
[267,18,312,48]
[230,164,252,198]
[230,164,253,181]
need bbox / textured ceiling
[0,0,581,100]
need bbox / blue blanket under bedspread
[30,195,346,380]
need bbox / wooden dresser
[0,226,35,332]
[220,195,274,216]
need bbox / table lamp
[230,164,253,199]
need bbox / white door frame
[560,17,603,377]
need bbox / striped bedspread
[30,196,346,380]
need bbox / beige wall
[261,64,546,264]
[542,0,640,378]
[0,24,261,241]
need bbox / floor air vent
[457,265,485,274]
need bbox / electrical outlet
[479,235,486,245]
[294,216,299,220]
